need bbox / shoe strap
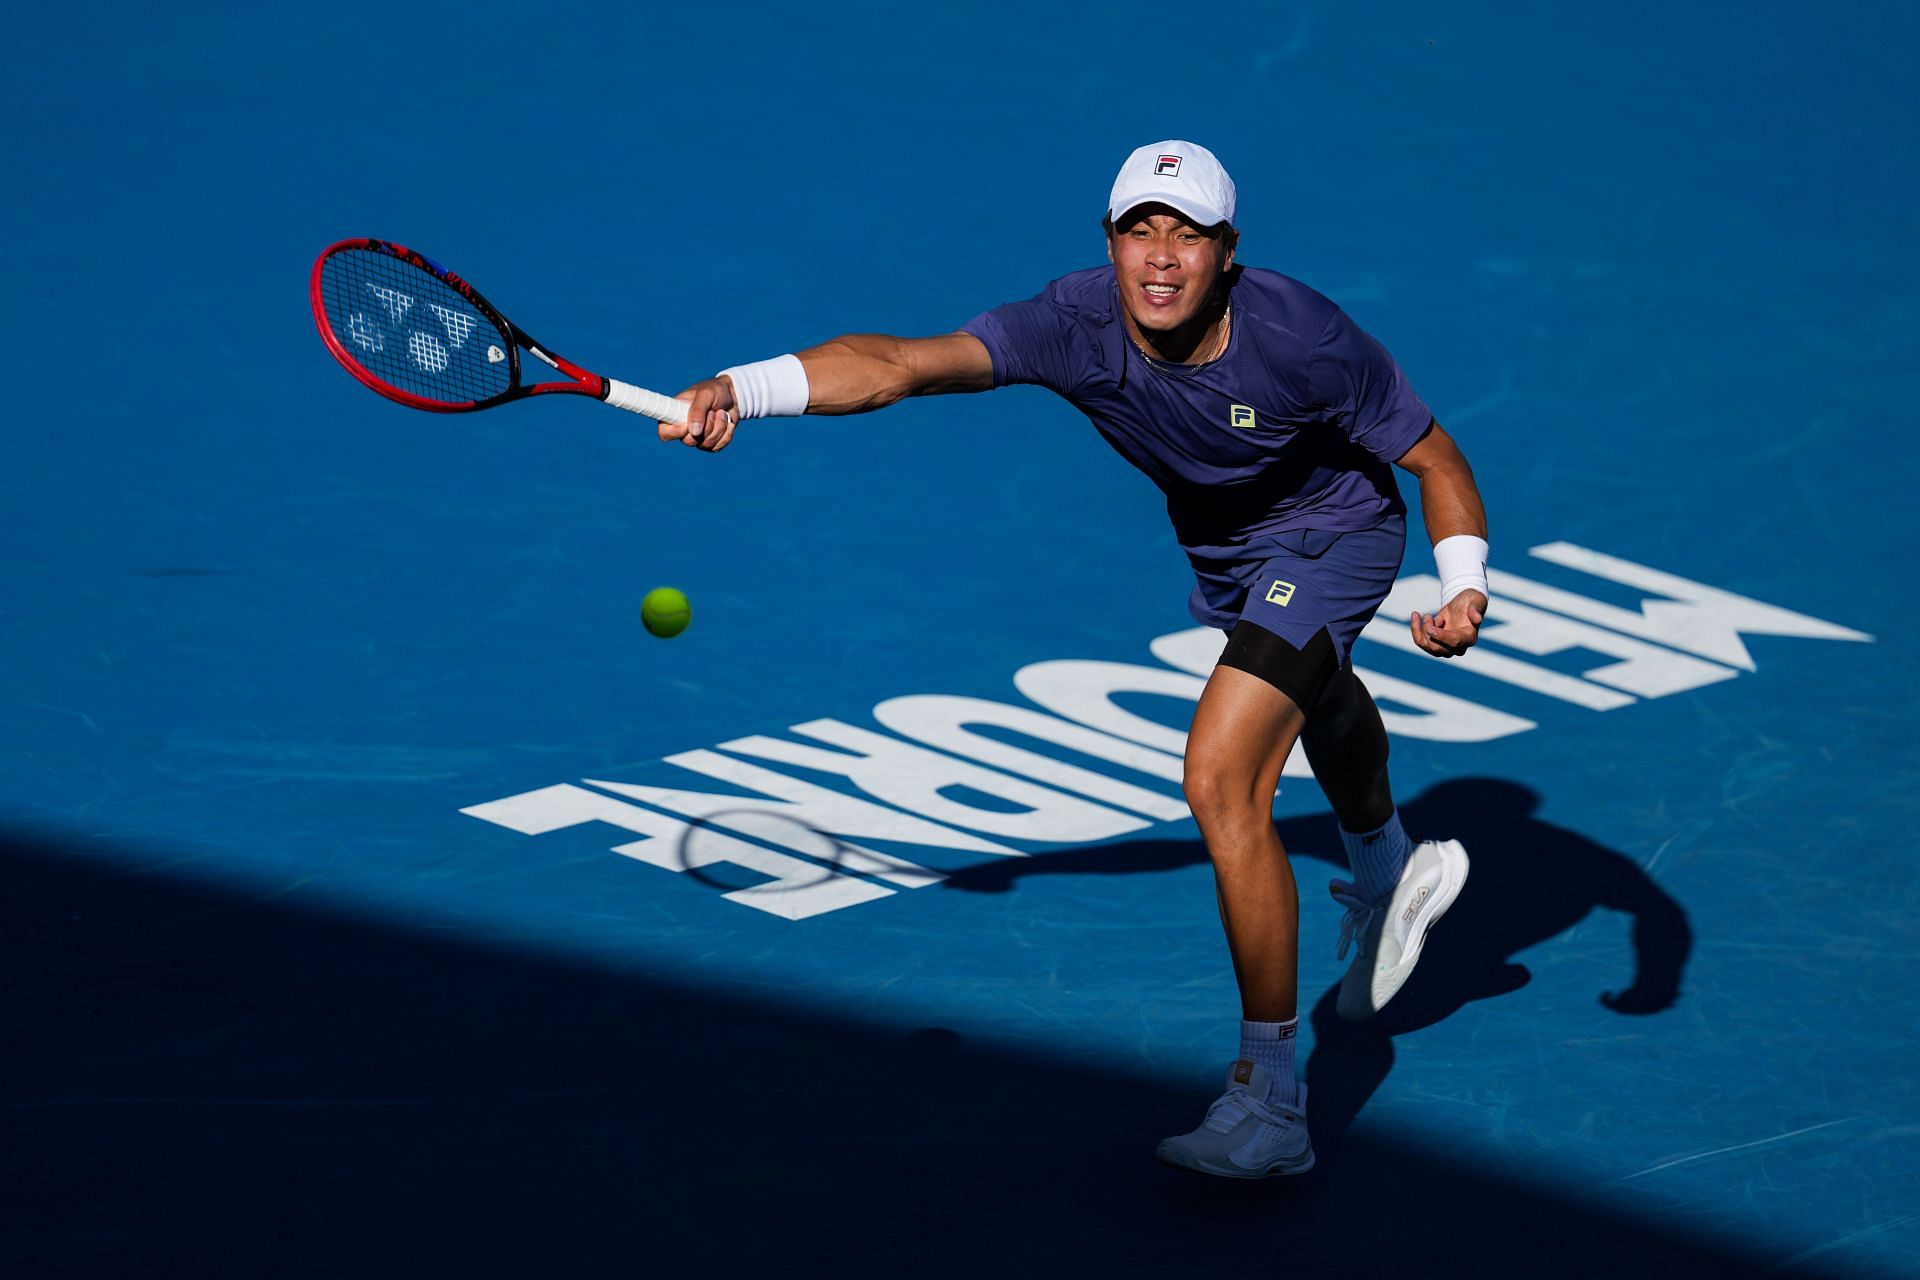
[1206,1084,1304,1131]
[1332,892,1375,960]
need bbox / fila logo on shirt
[1230,404,1256,429]
[1155,154,1182,177]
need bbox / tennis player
[667,141,1488,1179]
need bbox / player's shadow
[1296,778,1690,1154]
[943,776,1693,1147]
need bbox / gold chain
[1201,303,1232,363]
[1132,301,1232,365]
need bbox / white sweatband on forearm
[717,354,810,419]
[1434,534,1490,607]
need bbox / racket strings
[319,248,512,405]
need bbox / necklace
[1199,302,1233,363]
[1132,301,1232,367]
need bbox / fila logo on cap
[1108,141,1236,227]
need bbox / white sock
[1239,1018,1299,1104]
[1341,811,1412,904]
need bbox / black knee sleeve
[1302,665,1394,829]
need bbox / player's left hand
[1410,589,1486,658]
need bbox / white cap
[1107,140,1236,228]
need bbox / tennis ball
[641,587,691,638]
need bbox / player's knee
[1305,666,1388,763]
[1302,667,1395,827]
[1182,762,1265,831]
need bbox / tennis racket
[309,238,689,425]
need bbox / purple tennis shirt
[963,265,1433,587]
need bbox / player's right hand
[666,376,739,452]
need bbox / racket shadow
[665,808,942,918]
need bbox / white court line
[1774,1213,1919,1272]
[1615,1116,1859,1181]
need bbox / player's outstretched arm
[1395,420,1490,659]
[665,333,994,451]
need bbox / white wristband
[1433,534,1490,608]
[717,354,810,419]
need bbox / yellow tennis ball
[641,587,691,638]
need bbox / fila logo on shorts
[1230,404,1255,429]
[1155,154,1182,177]
[1266,580,1296,606]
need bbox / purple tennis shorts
[1187,517,1407,667]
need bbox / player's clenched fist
[1410,589,1486,659]
[666,376,739,451]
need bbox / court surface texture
[3,3,1915,1276]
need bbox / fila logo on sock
[1401,885,1432,923]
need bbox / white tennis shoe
[1154,1060,1315,1178]
[1331,838,1469,1021]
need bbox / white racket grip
[603,377,689,425]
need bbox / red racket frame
[309,238,611,413]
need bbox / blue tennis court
[4,2,1915,1274]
